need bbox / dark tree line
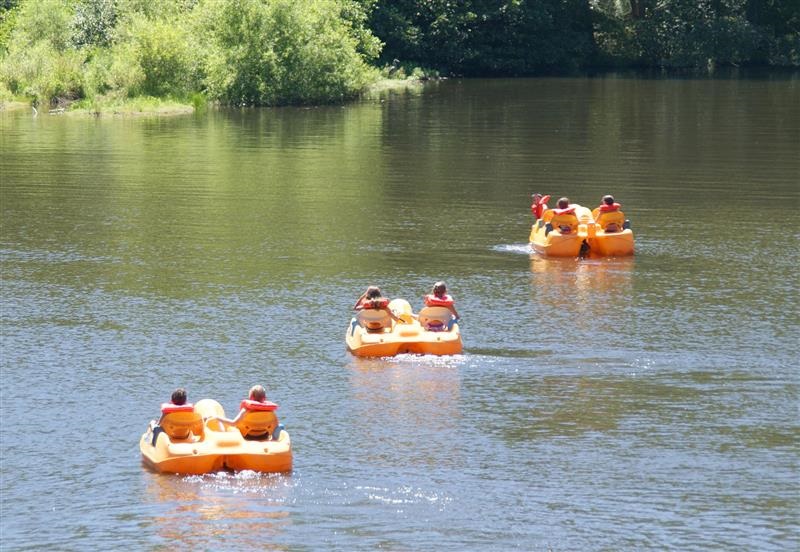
[366,0,799,73]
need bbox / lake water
[1,75,798,550]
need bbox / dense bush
[0,0,383,107]
[0,0,86,104]
[196,0,380,105]
[115,14,198,97]
[71,0,117,48]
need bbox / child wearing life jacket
[545,197,579,235]
[530,193,550,220]
[212,385,282,440]
[151,387,193,445]
[423,281,460,320]
[592,195,626,233]
[353,285,403,323]
[157,387,191,425]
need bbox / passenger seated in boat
[420,281,460,331]
[353,285,403,331]
[151,387,203,445]
[592,195,626,233]
[545,197,579,235]
[530,193,550,220]
[212,385,280,440]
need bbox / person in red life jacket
[592,195,626,232]
[157,387,191,424]
[353,285,403,323]
[545,197,578,235]
[211,385,280,439]
[530,193,550,220]
[151,387,193,445]
[423,281,460,320]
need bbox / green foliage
[368,0,596,75]
[71,0,117,47]
[9,0,75,50]
[593,0,798,68]
[0,0,795,110]
[0,39,85,104]
[0,0,87,104]
[81,45,135,98]
[116,14,198,97]
[197,0,380,106]
[625,0,757,67]
[0,3,19,53]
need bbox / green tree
[368,0,596,75]
[72,0,117,48]
[114,13,198,97]
[197,0,380,106]
[0,0,86,104]
[593,0,796,67]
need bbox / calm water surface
[2,75,799,550]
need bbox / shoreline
[0,78,428,117]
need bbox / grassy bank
[0,77,432,117]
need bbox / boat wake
[492,244,533,255]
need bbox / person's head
[171,387,187,405]
[432,281,447,297]
[249,385,266,402]
[532,193,542,202]
[602,195,615,205]
[365,286,382,299]
[557,197,570,209]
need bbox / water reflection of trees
[496,374,701,443]
[143,471,292,550]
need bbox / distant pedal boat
[530,204,634,257]
[346,299,463,357]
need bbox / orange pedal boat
[530,204,634,257]
[139,398,292,475]
[346,299,462,357]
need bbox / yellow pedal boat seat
[593,208,626,232]
[160,406,204,441]
[357,309,391,331]
[549,212,579,234]
[235,400,279,439]
[419,306,453,331]
[236,411,278,439]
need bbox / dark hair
[602,195,615,205]
[171,387,187,405]
[365,286,382,299]
[557,197,570,209]
[433,281,447,296]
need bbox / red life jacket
[598,202,622,212]
[240,399,279,412]
[531,194,551,218]
[553,206,576,216]
[356,297,390,310]
[424,294,454,307]
[161,403,195,414]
